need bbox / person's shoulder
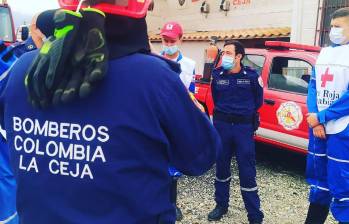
[244,66,258,78]
[181,55,196,66]
[135,53,180,75]
[10,50,38,75]
[212,67,224,77]
[23,37,36,52]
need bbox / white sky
[7,0,59,26]
[8,0,59,14]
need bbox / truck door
[258,55,313,151]
[0,5,15,43]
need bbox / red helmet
[58,0,151,18]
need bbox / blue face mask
[162,45,179,55]
[221,55,235,71]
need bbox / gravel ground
[176,145,336,224]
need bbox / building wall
[148,0,320,74]
[291,0,319,45]
[147,0,294,33]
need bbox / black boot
[208,204,228,221]
[175,205,183,221]
[170,178,183,221]
[304,203,329,224]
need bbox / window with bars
[316,0,349,46]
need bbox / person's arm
[253,74,263,110]
[307,68,318,113]
[188,65,196,93]
[317,87,349,123]
[158,70,220,176]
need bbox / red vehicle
[0,0,16,45]
[195,41,321,154]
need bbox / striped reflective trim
[339,198,349,202]
[240,186,258,192]
[216,176,232,182]
[308,152,327,157]
[1,212,18,224]
[256,128,308,150]
[310,185,329,192]
[0,68,11,82]
[327,156,349,163]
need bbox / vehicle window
[242,55,265,76]
[268,57,312,94]
[0,7,14,42]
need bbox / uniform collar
[217,65,246,76]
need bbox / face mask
[329,27,347,45]
[162,45,179,55]
[221,55,235,71]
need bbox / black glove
[25,9,82,108]
[55,8,108,104]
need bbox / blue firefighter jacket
[211,66,263,116]
[11,37,37,58]
[0,50,220,224]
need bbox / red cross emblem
[321,68,334,87]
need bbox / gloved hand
[25,9,82,108]
[54,8,108,105]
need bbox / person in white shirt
[160,21,197,221]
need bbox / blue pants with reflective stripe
[0,138,18,224]
[306,129,332,206]
[213,120,263,223]
[307,126,349,222]
[327,126,349,222]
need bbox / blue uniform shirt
[211,66,263,116]
[11,37,36,58]
[0,50,220,224]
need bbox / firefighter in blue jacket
[0,9,56,224]
[306,7,349,224]
[0,1,220,224]
[207,40,264,223]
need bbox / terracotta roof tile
[149,27,291,41]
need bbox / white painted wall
[148,0,320,74]
[291,0,319,45]
[147,0,293,33]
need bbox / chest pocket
[215,79,231,91]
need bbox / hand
[306,113,320,128]
[313,124,326,139]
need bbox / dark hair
[223,40,245,60]
[332,7,349,20]
[36,9,57,37]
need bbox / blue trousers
[307,126,349,222]
[213,120,263,223]
[0,138,18,224]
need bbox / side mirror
[21,26,29,41]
